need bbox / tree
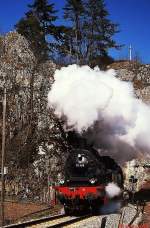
[16,12,48,61]
[84,0,119,65]
[61,0,84,63]
[28,0,57,36]
[15,0,59,62]
[61,0,119,66]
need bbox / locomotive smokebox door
[76,154,88,167]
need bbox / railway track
[4,214,92,228]
[4,203,143,228]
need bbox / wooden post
[1,88,6,227]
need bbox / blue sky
[0,0,150,63]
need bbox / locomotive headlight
[76,154,88,167]
[59,179,65,185]
[90,178,97,184]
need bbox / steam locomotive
[54,132,124,214]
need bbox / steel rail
[50,215,92,228]
[4,214,92,228]
[4,214,66,228]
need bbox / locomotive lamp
[59,179,65,185]
[89,178,97,184]
[76,154,88,167]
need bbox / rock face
[0,32,66,201]
[0,32,35,88]
[108,60,150,104]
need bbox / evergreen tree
[83,0,119,65]
[16,12,48,61]
[62,0,119,66]
[15,0,59,62]
[28,0,57,36]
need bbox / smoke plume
[105,182,121,198]
[48,64,150,162]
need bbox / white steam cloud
[105,182,121,198]
[48,64,150,162]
